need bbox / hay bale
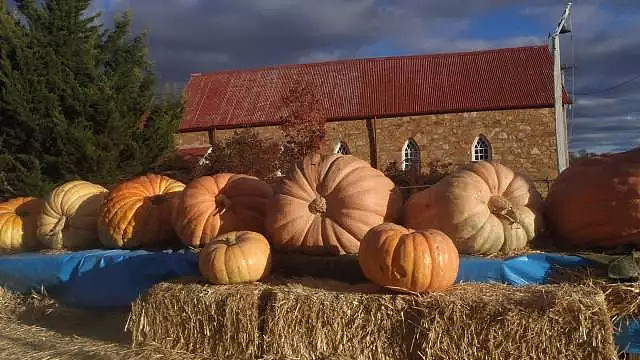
[270,252,366,283]
[262,280,617,360]
[127,278,266,359]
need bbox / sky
[10,0,640,154]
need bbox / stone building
[176,45,569,193]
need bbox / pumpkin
[404,161,543,255]
[545,147,640,248]
[98,174,185,248]
[265,153,403,255]
[358,223,459,293]
[0,197,44,252]
[37,180,108,249]
[198,230,271,284]
[172,173,273,247]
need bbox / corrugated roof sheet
[181,45,567,131]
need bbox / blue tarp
[0,249,636,353]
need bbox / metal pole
[554,34,569,172]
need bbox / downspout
[366,117,378,168]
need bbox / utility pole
[551,2,572,172]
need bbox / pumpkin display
[404,161,543,255]
[37,180,108,250]
[265,153,403,255]
[0,197,44,252]
[358,223,459,293]
[98,174,185,248]
[545,147,640,248]
[173,173,273,248]
[198,231,271,284]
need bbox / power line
[575,74,640,95]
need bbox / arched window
[334,141,351,155]
[472,135,492,162]
[402,138,420,171]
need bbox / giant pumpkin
[198,231,271,284]
[37,180,108,250]
[98,174,185,248]
[359,223,459,293]
[265,153,403,255]
[404,161,543,255]
[0,197,44,252]
[545,147,640,248]
[172,173,273,247]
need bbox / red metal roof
[181,45,568,131]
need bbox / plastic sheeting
[0,249,199,308]
[0,249,636,353]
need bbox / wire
[574,74,640,95]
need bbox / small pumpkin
[98,174,185,248]
[198,231,271,284]
[0,197,44,252]
[265,153,402,255]
[173,173,273,247]
[545,148,640,248]
[358,223,459,293]
[37,180,108,250]
[404,161,543,255]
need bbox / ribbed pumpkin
[404,161,543,255]
[173,173,273,247]
[265,153,403,255]
[37,180,108,250]
[198,231,271,284]
[98,174,185,248]
[546,148,640,248]
[0,197,44,252]
[359,223,459,293]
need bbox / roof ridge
[191,44,549,79]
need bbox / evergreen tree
[0,0,182,199]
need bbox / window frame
[471,135,492,162]
[401,138,420,171]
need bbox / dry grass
[0,287,205,359]
[128,276,617,360]
[127,277,267,359]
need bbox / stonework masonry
[178,107,558,195]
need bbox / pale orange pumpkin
[173,173,273,248]
[545,147,640,248]
[198,231,271,284]
[98,174,185,248]
[358,223,459,293]
[265,153,403,255]
[37,180,108,250]
[404,161,543,255]
[0,197,44,252]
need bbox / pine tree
[0,0,182,199]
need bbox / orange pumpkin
[98,174,185,248]
[404,161,543,255]
[37,180,108,250]
[0,197,44,252]
[358,223,459,293]
[198,231,271,284]
[173,173,273,248]
[545,148,640,248]
[265,153,403,255]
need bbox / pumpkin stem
[214,194,232,216]
[488,195,519,224]
[47,215,67,250]
[308,195,327,214]
[150,194,169,205]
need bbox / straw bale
[126,277,266,359]
[270,252,366,283]
[261,280,617,360]
[549,266,640,320]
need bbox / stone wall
[177,107,558,195]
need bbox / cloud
[8,0,640,154]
